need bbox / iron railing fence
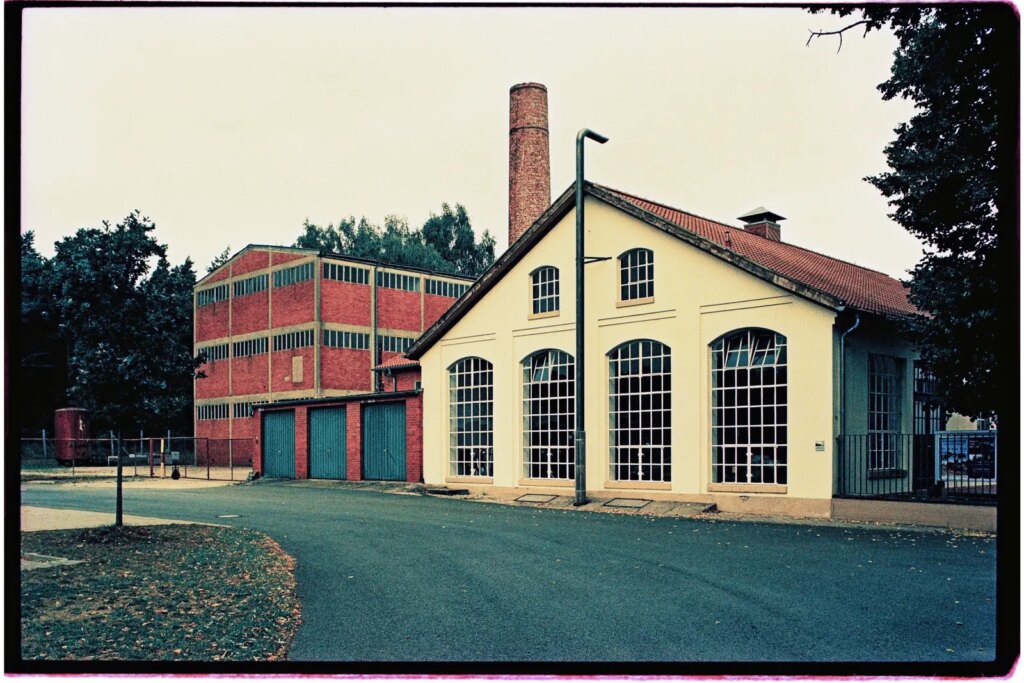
[837,431,996,502]
[20,436,255,481]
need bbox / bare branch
[806,19,872,53]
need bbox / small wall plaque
[815,441,825,451]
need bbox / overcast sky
[22,6,922,279]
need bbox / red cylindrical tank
[54,408,90,466]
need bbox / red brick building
[193,245,472,479]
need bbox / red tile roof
[599,185,917,318]
[374,355,420,371]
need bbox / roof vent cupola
[738,207,785,242]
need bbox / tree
[138,256,202,434]
[20,232,66,434]
[294,204,495,278]
[807,5,1015,416]
[206,245,232,274]
[421,203,496,277]
[48,211,202,433]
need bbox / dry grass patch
[21,525,300,661]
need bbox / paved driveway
[20,481,997,663]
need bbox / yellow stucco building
[407,182,926,518]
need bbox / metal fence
[20,436,255,481]
[837,431,996,502]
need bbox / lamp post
[574,128,608,507]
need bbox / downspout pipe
[574,128,608,507]
[838,311,861,438]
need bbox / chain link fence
[20,436,254,481]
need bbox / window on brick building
[233,402,255,418]
[426,278,469,298]
[323,329,370,350]
[233,337,269,358]
[233,274,268,298]
[273,329,314,352]
[197,284,229,307]
[273,262,314,288]
[198,343,229,362]
[618,248,654,302]
[324,262,370,285]
[197,403,229,420]
[378,335,415,353]
[376,271,421,292]
[530,266,559,315]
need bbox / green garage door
[309,406,347,479]
[362,402,406,481]
[262,410,295,478]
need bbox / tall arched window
[522,349,575,479]
[449,357,494,477]
[710,329,788,485]
[618,248,654,302]
[530,266,560,315]
[608,340,672,482]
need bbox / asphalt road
[20,481,997,663]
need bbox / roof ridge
[592,183,901,280]
[592,183,741,234]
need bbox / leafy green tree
[138,256,201,434]
[422,203,496,277]
[206,245,232,274]
[20,232,66,434]
[808,5,1014,416]
[48,211,201,433]
[294,204,495,278]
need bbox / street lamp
[574,128,608,507]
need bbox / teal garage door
[309,406,347,479]
[262,410,295,478]
[362,402,406,481]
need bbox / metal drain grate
[604,498,651,509]
[516,494,558,504]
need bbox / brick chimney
[738,207,786,242]
[508,82,551,245]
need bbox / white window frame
[618,248,654,302]
[448,357,494,477]
[868,354,904,470]
[608,339,672,482]
[710,329,788,485]
[522,349,575,480]
[530,266,560,316]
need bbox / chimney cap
[510,82,548,92]
[738,206,786,224]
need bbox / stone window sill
[616,296,655,309]
[707,483,787,494]
[518,478,574,488]
[445,476,493,485]
[605,480,671,491]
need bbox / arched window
[618,248,654,302]
[530,266,560,315]
[522,349,575,479]
[448,357,494,477]
[608,340,672,482]
[710,329,788,485]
